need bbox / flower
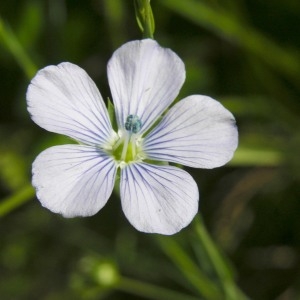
[26,39,238,235]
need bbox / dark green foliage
[0,0,300,299]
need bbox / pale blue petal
[143,95,238,168]
[27,62,115,146]
[32,145,117,217]
[107,39,185,134]
[120,163,199,235]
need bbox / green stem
[0,185,35,217]
[157,236,223,299]
[117,276,200,300]
[194,216,248,300]
[0,17,37,79]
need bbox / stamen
[125,115,142,134]
[111,115,143,163]
[131,135,136,159]
[121,133,130,161]
[112,135,123,151]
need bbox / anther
[125,115,142,134]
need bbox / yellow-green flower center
[110,115,144,166]
[112,135,137,162]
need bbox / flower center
[111,115,144,166]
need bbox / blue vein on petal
[47,146,116,202]
[140,68,180,132]
[68,158,115,204]
[32,83,112,143]
[126,163,192,203]
[145,106,207,144]
[39,115,108,144]
[35,110,111,144]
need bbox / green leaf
[193,217,248,300]
[161,0,300,87]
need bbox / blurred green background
[1,0,300,299]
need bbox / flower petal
[143,95,238,168]
[120,163,199,235]
[27,62,115,146]
[32,145,117,217]
[107,39,185,134]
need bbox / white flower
[26,39,238,235]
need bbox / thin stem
[117,276,200,300]
[0,185,35,217]
[157,236,223,299]
[0,17,37,79]
[194,216,248,300]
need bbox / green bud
[94,261,120,287]
[134,0,155,39]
